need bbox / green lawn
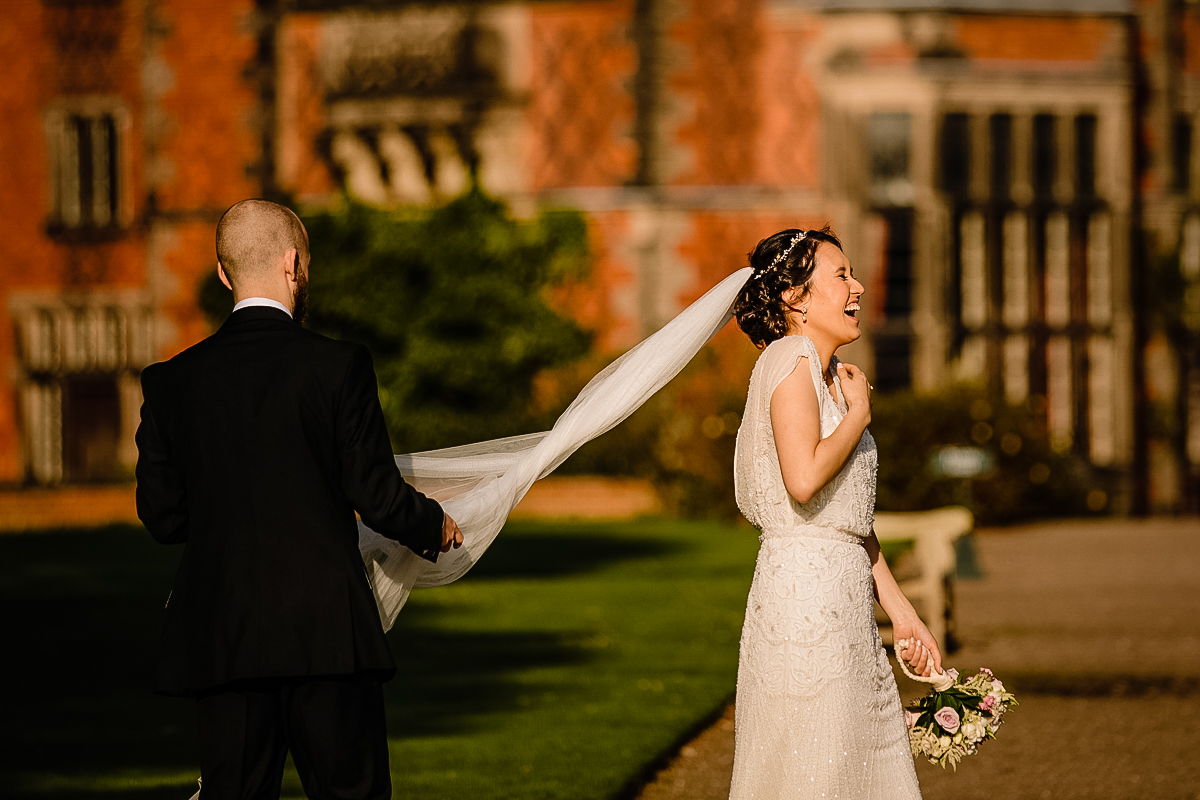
[0,519,760,800]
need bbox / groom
[136,199,462,800]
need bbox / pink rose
[979,695,996,713]
[933,706,961,734]
[904,709,920,729]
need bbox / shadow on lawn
[0,522,670,800]
[465,530,685,579]
[384,622,593,738]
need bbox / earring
[800,306,808,324]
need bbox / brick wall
[277,14,332,201]
[527,2,638,190]
[0,0,266,485]
[954,16,1121,63]
[0,2,150,483]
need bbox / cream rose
[962,718,986,742]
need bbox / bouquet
[894,639,1017,769]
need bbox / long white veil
[358,267,754,630]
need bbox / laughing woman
[728,227,942,800]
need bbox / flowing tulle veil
[358,266,754,630]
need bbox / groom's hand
[441,513,464,553]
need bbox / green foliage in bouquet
[872,385,1113,524]
[200,192,592,453]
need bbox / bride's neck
[784,319,838,381]
[793,330,837,380]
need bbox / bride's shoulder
[751,335,815,388]
[756,335,814,366]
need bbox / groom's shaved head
[216,199,309,288]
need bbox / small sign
[929,446,994,478]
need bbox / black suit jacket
[135,306,444,696]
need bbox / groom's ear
[283,248,300,282]
[217,262,233,291]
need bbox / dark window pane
[1033,114,1056,201]
[1075,114,1097,200]
[881,208,914,318]
[947,209,964,338]
[1173,114,1192,195]
[73,115,94,226]
[63,376,120,482]
[875,207,914,393]
[107,115,118,217]
[990,113,1012,203]
[93,115,117,226]
[941,113,970,199]
[874,335,911,392]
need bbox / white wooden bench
[873,506,974,651]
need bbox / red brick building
[3,0,1198,510]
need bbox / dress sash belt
[758,523,866,546]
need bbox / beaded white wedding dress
[730,335,921,800]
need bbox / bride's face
[785,243,864,347]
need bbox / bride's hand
[893,615,943,677]
[837,362,872,415]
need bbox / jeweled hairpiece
[758,230,807,278]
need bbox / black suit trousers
[195,673,390,800]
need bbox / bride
[358,226,944,800]
[728,227,941,799]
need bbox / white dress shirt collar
[232,297,293,318]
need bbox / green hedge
[872,385,1109,524]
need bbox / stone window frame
[9,290,153,486]
[42,95,133,238]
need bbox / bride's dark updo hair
[734,225,843,349]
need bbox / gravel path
[635,517,1200,800]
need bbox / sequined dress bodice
[734,335,878,542]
